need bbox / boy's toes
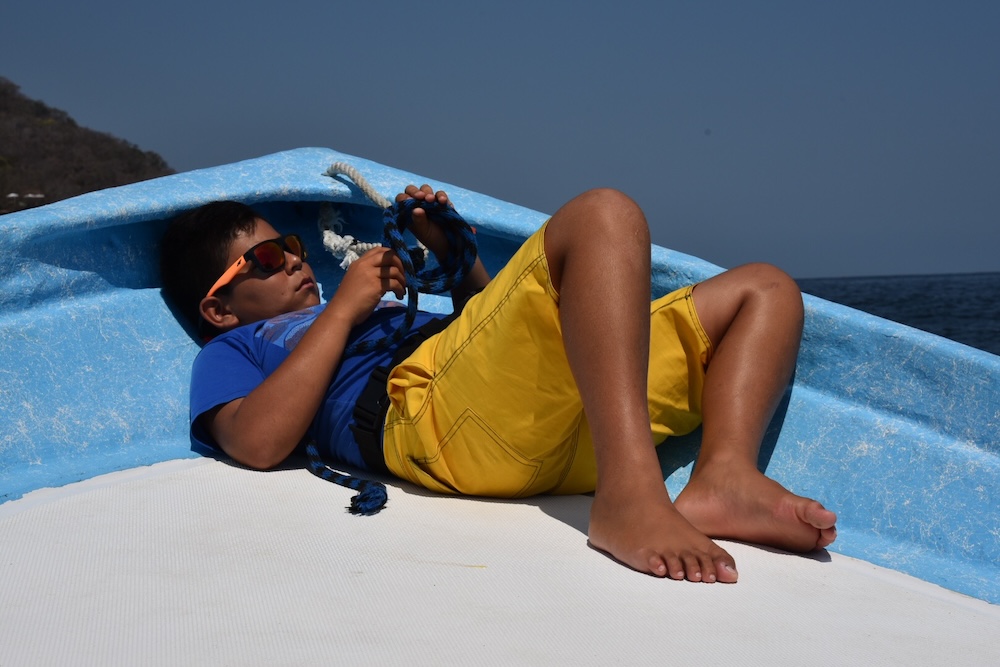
[797,500,838,549]
[682,554,704,582]
[715,557,739,583]
[801,500,838,530]
[647,554,668,578]
[663,555,685,580]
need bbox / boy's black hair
[159,201,262,333]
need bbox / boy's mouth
[297,278,316,293]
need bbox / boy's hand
[396,183,493,308]
[330,246,407,326]
[396,184,453,260]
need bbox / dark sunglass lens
[286,235,305,260]
[254,241,286,271]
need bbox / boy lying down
[160,185,837,584]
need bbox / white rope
[318,203,380,269]
[325,161,391,209]
[320,161,426,269]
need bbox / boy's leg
[545,189,836,583]
[544,189,738,583]
[675,265,837,550]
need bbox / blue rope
[306,442,388,515]
[308,198,477,516]
[343,198,478,356]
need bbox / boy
[160,185,837,584]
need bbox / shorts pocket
[411,409,543,498]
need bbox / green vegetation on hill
[0,77,175,214]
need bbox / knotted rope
[318,204,381,269]
[305,442,387,516]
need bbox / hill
[0,77,174,214]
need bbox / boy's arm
[397,185,491,306]
[202,247,407,470]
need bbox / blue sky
[3,0,997,278]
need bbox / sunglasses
[205,234,307,298]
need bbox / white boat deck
[2,148,998,664]
[2,458,997,665]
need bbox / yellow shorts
[383,222,713,497]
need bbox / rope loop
[324,162,479,356]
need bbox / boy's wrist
[320,295,367,330]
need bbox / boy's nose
[285,250,303,272]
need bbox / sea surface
[796,272,1000,357]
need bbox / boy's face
[210,219,321,327]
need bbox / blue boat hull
[1,148,997,603]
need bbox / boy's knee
[556,188,648,238]
[584,188,644,221]
[578,187,638,209]
[742,262,794,286]
[745,263,804,318]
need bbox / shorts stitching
[651,286,714,362]
[409,409,544,498]
[682,288,714,361]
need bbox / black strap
[350,313,459,475]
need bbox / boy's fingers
[378,259,405,281]
[362,247,402,273]
[381,275,404,296]
[396,184,444,210]
[386,249,405,272]
[396,184,422,202]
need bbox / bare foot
[674,462,838,552]
[588,483,739,583]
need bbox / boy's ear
[199,295,241,331]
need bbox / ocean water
[796,272,1000,357]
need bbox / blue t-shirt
[189,303,440,470]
